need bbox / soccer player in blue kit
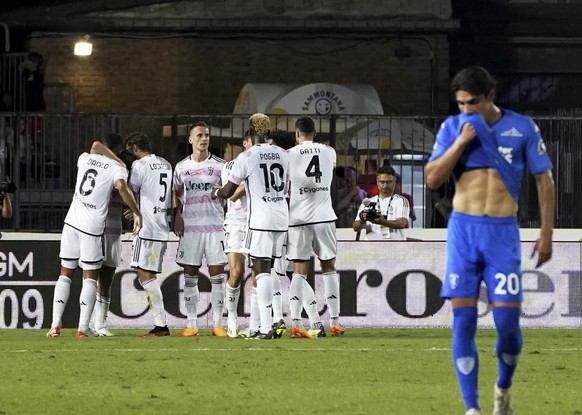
[425,66,555,415]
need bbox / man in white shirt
[126,132,173,337]
[287,116,345,338]
[47,136,142,337]
[352,166,409,240]
[173,122,227,337]
[212,113,290,339]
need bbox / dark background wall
[27,36,448,115]
[1,0,456,115]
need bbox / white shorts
[272,234,290,275]
[59,224,103,270]
[103,234,122,268]
[287,222,337,262]
[224,224,246,254]
[176,232,227,267]
[243,229,286,260]
[131,237,167,273]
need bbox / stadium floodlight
[74,35,92,56]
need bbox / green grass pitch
[0,328,581,414]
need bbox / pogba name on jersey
[259,153,280,160]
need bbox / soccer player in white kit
[212,113,290,339]
[47,138,142,337]
[125,132,173,337]
[173,122,228,337]
[222,132,252,337]
[286,116,345,338]
[91,137,137,337]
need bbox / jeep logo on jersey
[186,182,213,191]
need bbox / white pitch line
[1,347,582,353]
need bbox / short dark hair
[27,52,44,66]
[376,165,396,177]
[269,129,295,150]
[125,131,152,152]
[451,66,496,96]
[189,121,209,133]
[295,116,316,135]
[103,133,123,152]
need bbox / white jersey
[64,152,128,236]
[355,194,410,240]
[288,141,337,226]
[229,143,289,231]
[104,192,123,236]
[173,153,225,234]
[222,159,247,227]
[129,154,172,241]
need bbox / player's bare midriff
[452,168,518,217]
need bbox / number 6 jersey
[64,152,128,236]
[288,141,337,226]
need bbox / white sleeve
[394,197,410,221]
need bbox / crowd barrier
[0,232,580,329]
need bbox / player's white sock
[323,271,340,325]
[301,277,320,327]
[78,278,97,333]
[142,278,167,327]
[93,294,110,330]
[255,273,273,334]
[271,269,283,323]
[225,282,241,320]
[249,287,260,333]
[289,273,304,322]
[183,274,199,329]
[51,275,71,328]
[210,274,226,328]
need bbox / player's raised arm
[90,140,126,168]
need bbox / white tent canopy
[336,118,435,154]
[221,82,384,137]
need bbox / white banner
[0,240,580,329]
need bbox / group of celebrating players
[46,113,345,340]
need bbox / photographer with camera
[352,166,409,240]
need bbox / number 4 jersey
[65,152,128,236]
[288,141,337,226]
[227,143,290,232]
[129,154,173,240]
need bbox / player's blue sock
[493,307,522,389]
[452,306,479,411]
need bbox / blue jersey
[429,110,553,201]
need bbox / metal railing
[0,112,577,232]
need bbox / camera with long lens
[361,198,381,221]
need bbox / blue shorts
[441,211,522,302]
